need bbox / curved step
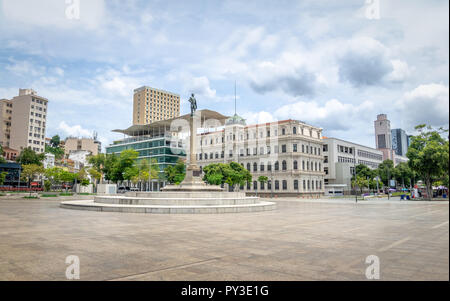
[94,196,260,206]
[60,200,276,214]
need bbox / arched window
[293,127,297,134]
[275,161,279,171]
[268,180,272,190]
[260,181,265,190]
[253,162,258,172]
[267,162,272,171]
[282,160,287,171]
[275,180,280,190]
[246,163,251,171]
[282,180,287,190]
[293,160,298,170]
[260,163,265,172]
[294,180,299,190]
[253,181,258,190]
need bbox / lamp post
[354,147,357,203]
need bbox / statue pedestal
[162,165,224,192]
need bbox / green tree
[110,150,139,183]
[59,170,75,193]
[407,124,449,199]
[164,159,186,185]
[393,162,415,188]
[44,167,63,189]
[45,144,64,160]
[0,145,6,164]
[352,175,370,194]
[376,159,395,187]
[103,154,119,182]
[50,135,61,148]
[16,148,45,166]
[203,162,252,191]
[21,164,45,196]
[0,171,8,185]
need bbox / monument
[60,95,276,214]
[162,94,222,192]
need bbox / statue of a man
[188,93,197,116]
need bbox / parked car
[129,187,139,192]
[117,186,130,193]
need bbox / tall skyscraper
[133,86,180,125]
[374,114,394,161]
[391,128,409,156]
[0,89,48,153]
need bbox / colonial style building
[196,114,325,197]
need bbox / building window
[260,163,265,172]
[294,180,299,190]
[293,127,297,134]
[268,180,272,190]
[253,181,257,190]
[275,180,280,190]
[293,161,298,170]
[324,156,328,163]
[293,144,297,152]
[281,145,287,153]
[253,162,258,172]
[282,180,287,190]
[282,160,287,171]
[260,181,265,190]
[267,162,272,171]
[275,161,279,171]
[247,163,251,171]
[282,128,286,135]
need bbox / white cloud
[397,83,449,129]
[387,60,412,82]
[188,76,216,98]
[58,121,93,138]
[2,0,105,30]
[241,111,275,125]
[274,98,375,131]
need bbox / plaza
[0,195,448,281]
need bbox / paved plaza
[0,195,448,281]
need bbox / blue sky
[0,0,448,149]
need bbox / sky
[0,0,448,149]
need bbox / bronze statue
[188,93,197,116]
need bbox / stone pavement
[0,195,448,280]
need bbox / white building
[196,115,325,197]
[68,150,92,171]
[43,153,55,169]
[322,137,383,195]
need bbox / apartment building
[196,115,325,197]
[0,89,48,153]
[133,86,180,125]
[322,137,383,195]
[64,137,101,156]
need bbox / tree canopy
[203,162,252,191]
[16,148,45,166]
[164,159,186,184]
[407,124,449,198]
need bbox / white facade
[323,137,383,193]
[43,153,55,169]
[68,150,91,171]
[195,117,325,196]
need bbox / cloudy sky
[0,0,448,149]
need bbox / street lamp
[354,147,357,203]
